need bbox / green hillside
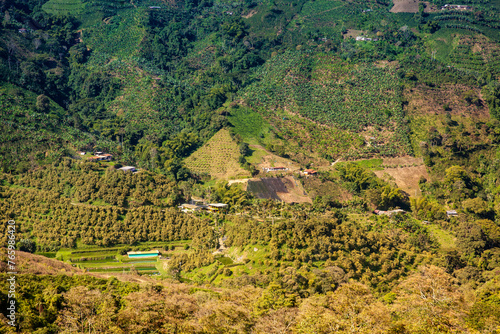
[1,0,500,332]
[0,83,101,173]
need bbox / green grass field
[427,224,457,250]
[354,159,384,170]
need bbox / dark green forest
[1,0,500,332]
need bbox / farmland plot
[242,51,413,158]
[185,129,251,179]
[247,176,311,204]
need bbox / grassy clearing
[246,146,268,165]
[428,224,457,250]
[355,159,384,170]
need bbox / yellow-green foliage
[184,129,250,179]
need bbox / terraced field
[184,129,251,179]
[445,35,500,76]
[49,241,191,275]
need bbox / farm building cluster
[78,151,113,162]
[88,153,113,162]
[179,199,228,214]
[356,36,379,42]
[260,166,318,177]
[263,167,289,173]
[302,169,317,176]
[374,209,406,217]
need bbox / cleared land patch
[390,0,419,13]
[185,129,251,179]
[247,176,311,204]
[374,157,429,196]
[405,84,489,119]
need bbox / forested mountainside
[1,0,500,332]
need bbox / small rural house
[264,167,288,173]
[374,209,406,217]
[207,203,228,213]
[179,204,203,213]
[118,166,136,172]
[87,153,112,162]
[97,154,112,161]
[304,169,317,176]
[446,210,458,217]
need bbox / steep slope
[0,83,100,173]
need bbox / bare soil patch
[374,60,399,68]
[302,176,353,202]
[375,163,429,196]
[247,176,311,204]
[390,0,419,13]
